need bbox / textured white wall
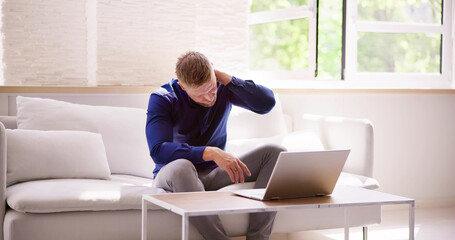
[3,0,88,85]
[96,0,248,86]
[1,0,248,86]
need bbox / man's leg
[200,144,286,240]
[153,159,229,240]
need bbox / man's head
[176,51,217,107]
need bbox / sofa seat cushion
[6,173,378,214]
[6,178,166,213]
[218,172,379,191]
[109,174,155,186]
[336,172,380,190]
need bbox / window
[248,0,452,87]
[248,0,317,80]
[345,0,452,86]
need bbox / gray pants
[153,144,286,240]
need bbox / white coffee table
[142,186,414,240]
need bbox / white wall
[279,92,455,205]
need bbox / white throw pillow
[227,94,288,140]
[6,129,111,184]
[16,96,155,178]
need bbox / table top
[143,186,414,217]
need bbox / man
[146,51,285,240]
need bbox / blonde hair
[175,51,212,88]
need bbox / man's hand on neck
[214,69,232,86]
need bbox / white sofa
[0,94,380,240]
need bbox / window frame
[344,0,453,88]
[247,0,318,80]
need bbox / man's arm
[215,69,276,114]
[147,92,251,183]
[213,69,275,182]
[203,146,251,184]
[146,94,206,166]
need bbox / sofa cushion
[15,96,155,178]
[109,174,154,187]
[281,131,325,152]
[226,131,324,157]
[6,178,166,213]
[6,129,111,184]
[227,94,288,140]
[226,135,284,157]
[217,172,379,191]
[336,172,380,190]
[5,173,379,214]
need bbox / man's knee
[265,143,287,153]
[258,144,287,157]
[166,159,198,176]
[163,159,201,183]
[258,144,286,167]
[156,159,203,192]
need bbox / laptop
[232,149,350,201]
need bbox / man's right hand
[203,146,251,184]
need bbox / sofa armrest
[0,116,17,130]
[295,114,374,178]
[0,122,6,240]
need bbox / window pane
[250,0,310,13]
[357,32,441,73]
[249,19,309,71]
[317,0,343,78]
[358,0,442,24]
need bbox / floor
[233,206,455,240]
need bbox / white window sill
[254,78,453,90]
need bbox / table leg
[344,207,350,240]
[409,201,415,240]
[142,198,148,240]
[182,214,189,240]
[363,226,368,240]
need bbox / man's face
[181,73,217,107]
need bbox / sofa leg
[363,226,368,240]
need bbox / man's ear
[177,82,186,91]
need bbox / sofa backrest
[0,93,374,178]
[12,96,155,179]
[227,94,289,140]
